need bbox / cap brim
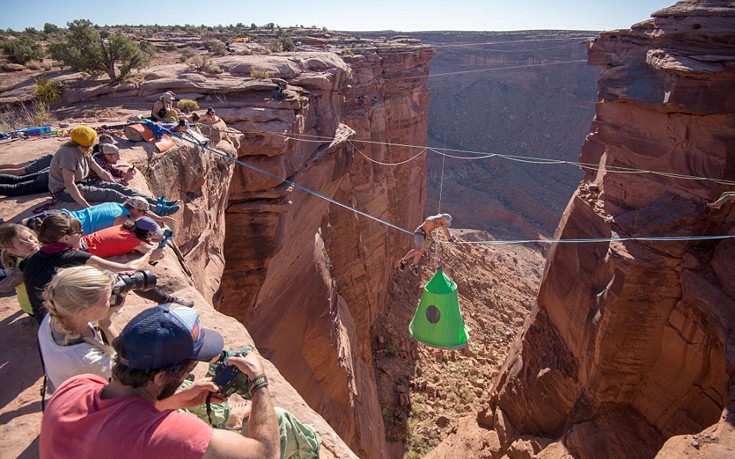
[193,327,224,362]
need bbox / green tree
[43,23,60,35]
[49,19,149,83]
[1,37,44,64]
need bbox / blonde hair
[0,223,38,268]
[43,265,116,354]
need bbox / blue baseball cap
[119,304,224,370]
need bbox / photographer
[37,266,123,392]
[40,305,279,459]
[21,213,193,321]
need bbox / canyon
[1,0,734,457]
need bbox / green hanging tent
[409,268,469,349]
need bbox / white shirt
[37,315,113,393]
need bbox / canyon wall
[428,1,735,457]
[216,44,433,458]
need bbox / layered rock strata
[429,1,735,457]
[217,44,433,458]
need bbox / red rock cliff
[217,44,433,458]
[428,1,735,457]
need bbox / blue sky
[1,0,675,32]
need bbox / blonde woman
[37,265,122,392]
[0,223,40,317]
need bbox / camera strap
[206,392,215,427]
[35,337,48,412]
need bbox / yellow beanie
[70,126,97,147]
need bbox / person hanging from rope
[399,213,454,275]
[707,191,735,210]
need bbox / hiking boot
[157,196,180,206]
[155,203,180,216]
[399,259,407,272]
[168,296,194,308]
[411,264,419,276]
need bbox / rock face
[213,44,433,458]
[429,1,735,457]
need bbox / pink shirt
[40,375,212,459]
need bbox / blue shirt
[63,202,131,234]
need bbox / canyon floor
[374,229,546,457]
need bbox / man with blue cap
[40,304,279,459]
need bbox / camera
[110,270,157,306]
[211,348,252,397]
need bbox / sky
[1,0,676,32]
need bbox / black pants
[0,171,49,196]
[134,288,170,304]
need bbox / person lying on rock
[399,213,454,275]
[39,304,280,459]
[47,126,179,216]
[23,195,177,236]
[0,153,54,196]
[0,223,40,318]
[20,213,192,321]
[83,216,165,260]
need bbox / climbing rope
[161,126,735,248]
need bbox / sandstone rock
[477,2,735,458]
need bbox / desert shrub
[280,37,295,52]
[25,59,43,70]
[165,43,178,51]
[43,23,60,35]
[176,98,199,113]
[267,39,282,53]
[187,55,212,72]
[204,64,222,74]
[0,101,54,131]
[49,19,149,83]
[33,78,62,103]
[205,39,227,56]
[178,47,195,62]
[139,41,157,57]
[249,68,269,79]
[1,37,44,64]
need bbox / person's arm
[155,378,222,411]
[135,243,164,260]
[0,268,24,293]
[441,224,452,241]
[201,351,279,459]
[86,250,153,272]
[145,211,176,226]
[88,158,116,183]
[62,168,90,208]
[97,302,124,342]
[152,102,164,121]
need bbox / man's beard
[157,372,185,400]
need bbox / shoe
[155,203,180,216]
[399,259,407,272]
[169,296,194,308]
[157,196,180,206]
[411,264,419,276]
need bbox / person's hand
[157,378,223,410]
[123,168,136,181]
[228,349,265,380]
